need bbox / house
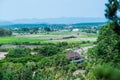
[72,29,79,32]
[66,51,84,63]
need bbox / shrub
[0,28,12,36]
[94,23,120,63]
[56,42,68,47]
[87,64,120,80]
[62,36,76,39]
[1,62,23,80]
[34,45,62,56]
[0,48,9,52]
[6,48,31,58]
[81,41,90,44]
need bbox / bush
[81,41,90,44]
[0,28,12,36]
[56,42,68,47]
[1,62,24,80]
[92,23,120,63]
[0,48,9,52]
[62,36,76,39]
[34,45,62,56]
[86,22,120,79]
[87,64,120,80]
[6,48,31,58]
[5,56,44,63]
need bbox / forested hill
[0,22,106,29]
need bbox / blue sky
[0,0,107,21]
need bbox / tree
[22,62,36,80]
[95,23,120,63]
[105,0,120,35]
[0,28,12,36]
[1,62,23,80]
[6,48,31,58]
[44,27,51,32]
[86,1,120,78]
[105,0,120,25]
[94,0,120,62]
[35,45,62,56]
[88,0,120,63]
[87,64,120,80]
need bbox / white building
[72,28,79,32]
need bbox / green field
[0,31,98,44]
[0,36,45,44]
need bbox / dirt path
[73,69,85,80]
[73,45,95,80]
[0,52,38,60]
[74,45,95,55]
[0,52,8,60]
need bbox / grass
[0,36,46,44]
[80,42,94,47]
[79,34,98,38]
[0,36,96,45]
[38,31,86,35]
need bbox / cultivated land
[0,31,98,44]
[0,27,99,80]
[0,31,97,60]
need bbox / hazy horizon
[0,17,107,24]
[0,0,107,21]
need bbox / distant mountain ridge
[0,17,107,25]
[0,21,13,25]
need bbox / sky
[0,0,107,21]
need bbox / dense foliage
[87,63,120,80]
[85,0,120,80]
[105,0,120,24]
[0,42,85,80]
[6,48,31,58]
[86,23,120,80]
[33,45,62,56]
[1,0,119,80]
[0,28,12,36]
[92,23,120,63]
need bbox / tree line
[0,28,12,36]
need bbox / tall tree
[105,0,120,25]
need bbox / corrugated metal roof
[66,51,81,59]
